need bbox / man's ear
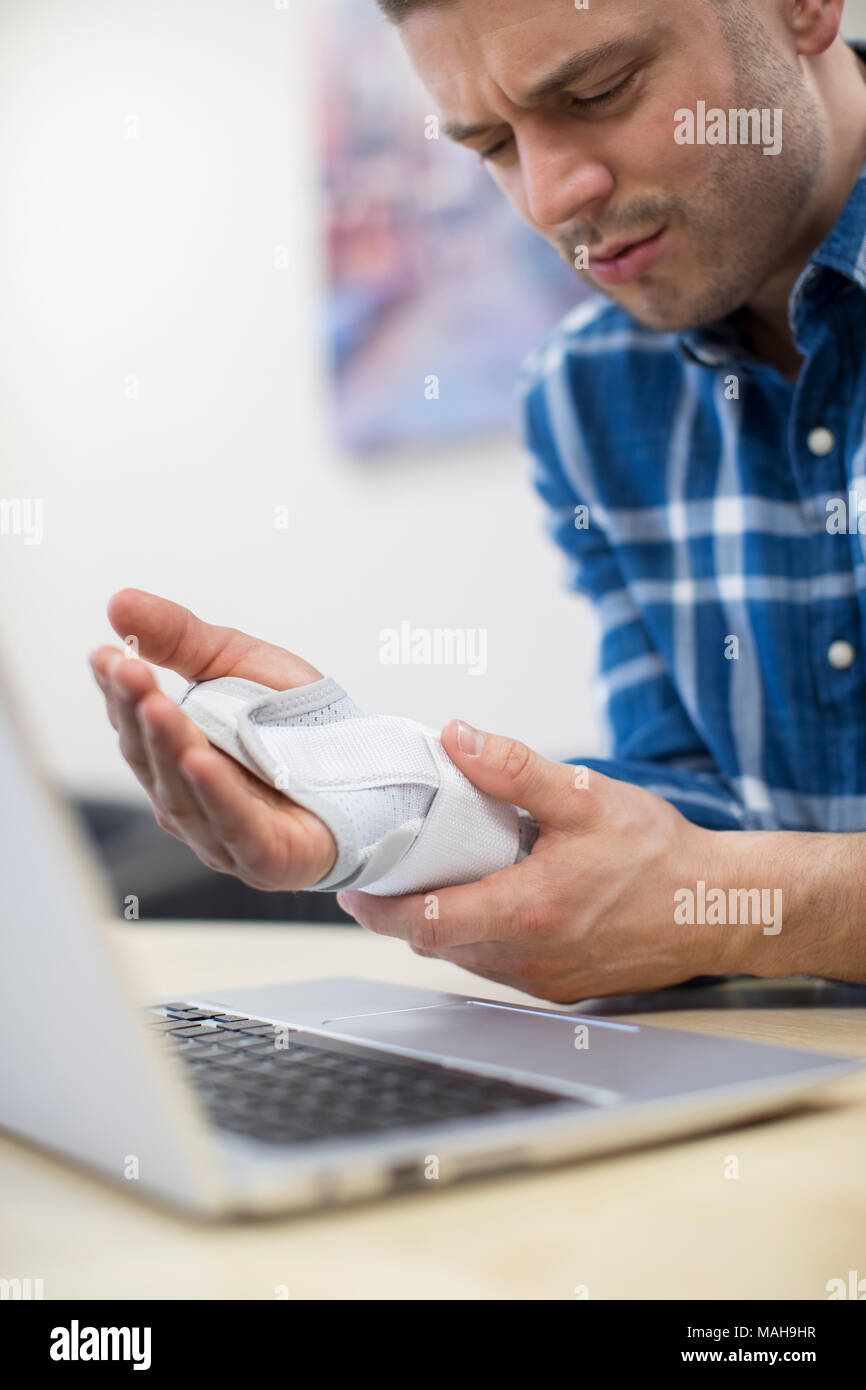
[786,0,844,57]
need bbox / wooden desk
[2,922,865,1300]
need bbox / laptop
[1,665,860,1217]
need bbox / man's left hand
[337,720,748,1003]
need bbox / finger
[337,861,532,952]
[107,656,164,788]
[136,691,230,860]
[89,646,126,730]
[179,745,338,889]
[106,588,323,688]
[441,718,604,828]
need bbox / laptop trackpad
[320,1002,625,1104]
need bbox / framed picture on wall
[317,0,588,454]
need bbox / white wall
[0,0,598,801]
[2,0,864,801]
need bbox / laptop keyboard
[147,1003,572,1147]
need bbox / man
[91,0,866,1001]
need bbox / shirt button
[807,426,835,456]
[828,639,856,670]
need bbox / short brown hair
[377,0,729,20]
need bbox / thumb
[106,588,323,689]
[441,718,587,827]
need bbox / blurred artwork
[317,0,589,454]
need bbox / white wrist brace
[178,675,538,896]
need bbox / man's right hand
[89,589,338,891]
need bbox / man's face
[399,0,827,330]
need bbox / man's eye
[569,71,637,110]
[478,72,638,160]
[479,135,513,162]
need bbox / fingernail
[456,720,484,756]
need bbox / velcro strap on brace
[178,675,537,895]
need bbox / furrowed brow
[442,38,632,144]
[522,38,631,105]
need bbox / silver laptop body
[1,665,860,1217]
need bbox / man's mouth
[587,227,668,285]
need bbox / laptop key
[177,1029,572,1146]
[167,1023,229,1038]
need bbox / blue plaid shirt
[520,143,866,834]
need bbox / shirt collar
[679,38,866,369]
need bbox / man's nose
[518,119,614,231]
